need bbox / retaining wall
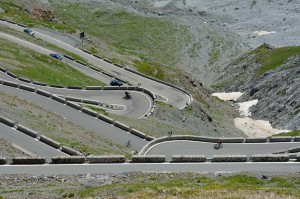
[2,80,18,87]
[0,157,6,165]
[36,89,52,97]
[97,114,114,124]
[18,77,31,83]
[288,147,300,153]
[114,121,130,132]
[17,124,38,138]
[251,154,290,162]
[212,155,247,162]
[82,108,98,117]
[171,155,206,162]
[52,95,66,103]
[0,116,15,127]
[86,86,102,90]
[131,155,166,163]
[51,156,85,164]
[86,155,125,163]
[245,137,268,143]
[294,137,300,142]
[19,84,35,92]
[130,128,148,140]
[12,157,46,164]
[61,146,82,156]
[66,101,81,110]
[40,135,61,149]
[269,136,293,142]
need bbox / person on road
[126,140,131,147]
[213,139,223,149]
[125,91,131,99]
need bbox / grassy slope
[1,173,299,198]
[255,44,300,75]
[51,2,190,80]
[79,174,300,198]
[0,38,104,87]
[1,26,88,64]
[0,1,76,33]
[273,130,300,137]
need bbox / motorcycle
[124,91,132,100]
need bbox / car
[49,53,63,60]
[23,28,34,35]
[110,79,123,86]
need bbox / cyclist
[213,139,223,150]
[126,140,131,147]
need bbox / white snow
[237,99,258,117]
[211,92,290,137]
[253,31,276,37]
[211,92,244,101]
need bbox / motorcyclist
[125,91,131,99]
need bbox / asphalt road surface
[0,21,299,174]
[0,84,149,151]
[0,123,66,159]
[143,140,300,158]
[0,162,300,175]
[0,71,152,118]
[0,21,191,109]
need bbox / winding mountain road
[0,20,191,109]
[0,21,299,174]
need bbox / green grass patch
[208,32,230,65]
[273,130,300,137]
[188,41,201,58]
[51,2,190,67]
[134,61,165,80]
[84,105,108,116]
[0,38,104,87]
[0,1,76,33]
[254,44,300,75]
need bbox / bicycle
[126,140,132,147]
[213,143,223,150]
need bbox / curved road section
[0,84,148,151]
[0,21,191,109]
[143,140,300,158]
[0,71,152,119]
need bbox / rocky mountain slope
[215,44,300,130]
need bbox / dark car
[49,53,63,60]
[110,79,123,86]
[23,28,34,35]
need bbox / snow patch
[237,100,258,117]
[234,117,290,137]
[211,92,290,137]
[253,31,276,37]
[211,92,244,101]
